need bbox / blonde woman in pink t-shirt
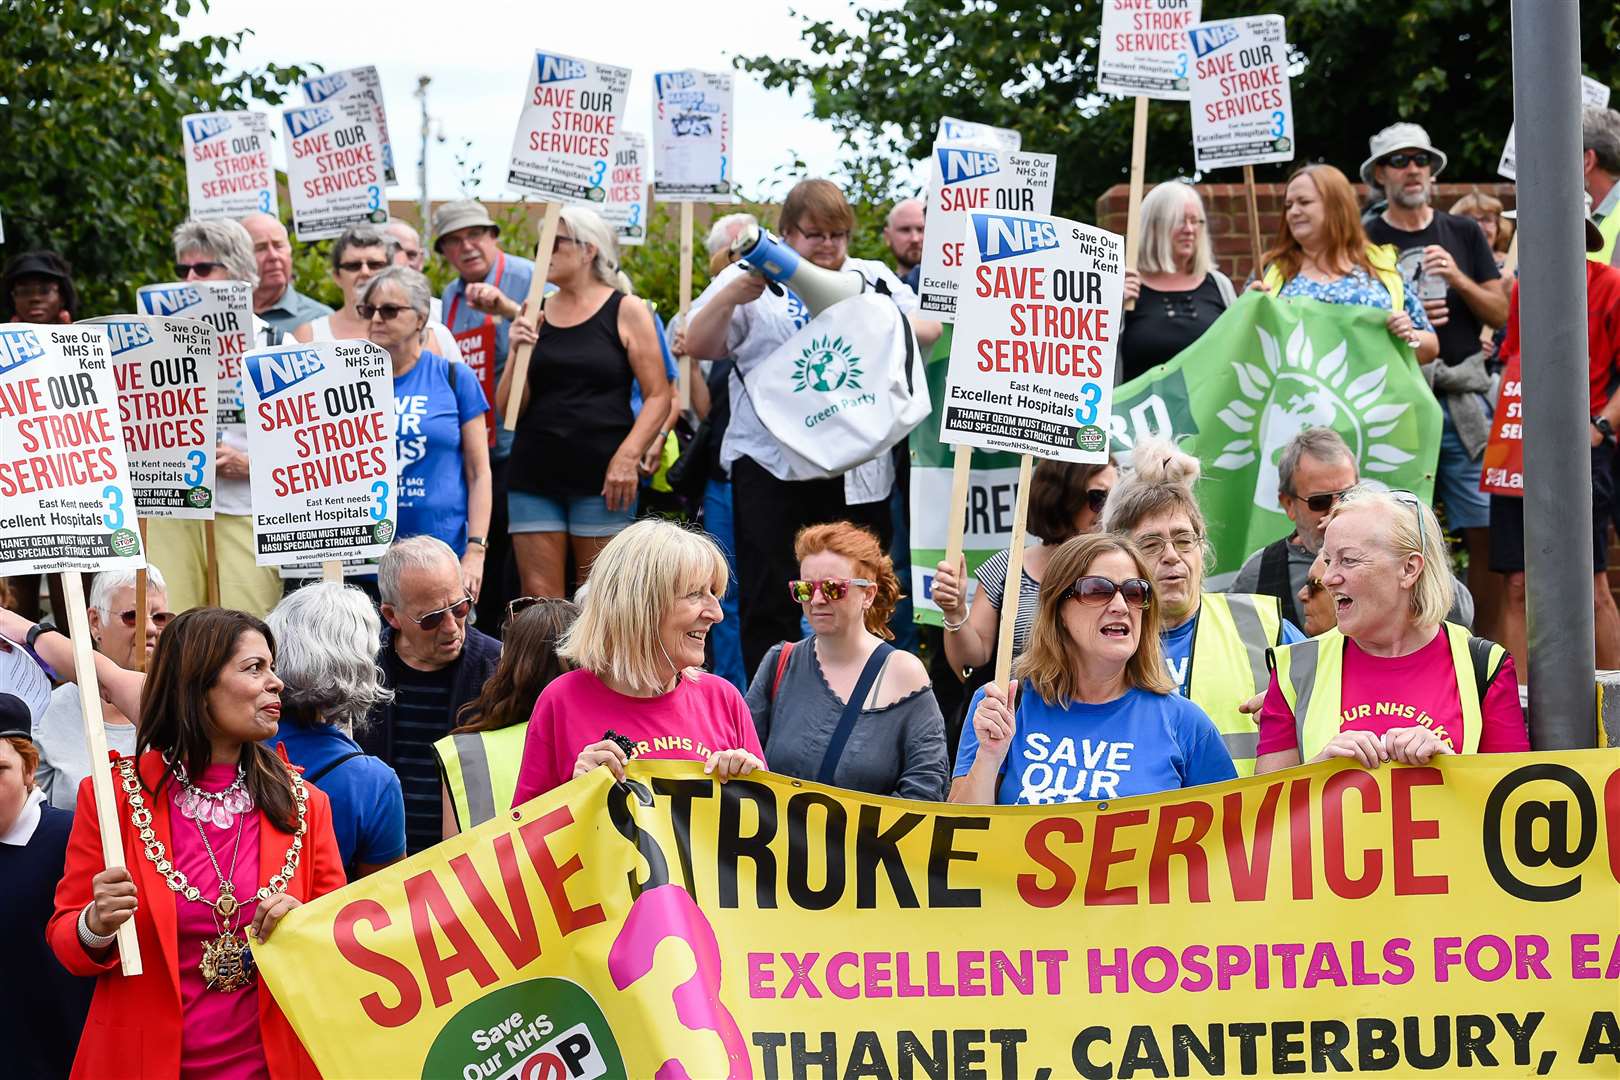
[511,520,766,802]
[1255,487,1528,772]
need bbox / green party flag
[1111,292,1442,574]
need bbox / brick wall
[1095,181,1519,284]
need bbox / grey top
[746,638,947,801]
[977,546,1041,658]
[35,684,138,811]
[257,284,333,335]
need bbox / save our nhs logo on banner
[974,214,1060,262]
[918,148,1056,319]
[300,65,397,185]
[246,347,326,399]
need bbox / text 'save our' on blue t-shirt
[272,721,406,871]
[393,350,489,556]
[1160,610,1306,696]
[953,682,1237,805]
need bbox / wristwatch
[1593,417,1616,447]
[26,622,59,651]
[465,536,487,549]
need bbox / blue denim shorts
[508,490,634,538]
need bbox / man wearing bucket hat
[1363,121,1507,635]
[437,199,534,634]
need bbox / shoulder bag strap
[306,750,366,785]
[769,641,795,702]
[816,642,894,785]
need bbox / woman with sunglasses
[47,608,346,1078]
[436,598,579,837]
[363,265,493,600]
[1255,487,1527,774]
[933,458,1117,681]
[512,520,764,801]
[1102,440,1305,778]
[950,533,1234,806]
[294,223,461,359]
[500,206,670,600]
[33,568,174,810]
[746,522,946,800]
[1254,164,1440,364]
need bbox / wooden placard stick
[131,520,149,672]
[991,453,1035,688]
[322,560,343,584]
[1122,95,1150,312]
[677,202,695,411]
[502,202,564,432]
[61,571,142,975]
[943,444,974,579]
[203,520,220,608]
[1242,164,1265,280]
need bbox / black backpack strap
[1467,635,1506,701]
[447,357,459,394]
[306,750,366,785]
[817,643,894,785]
[1257,538,1303,628]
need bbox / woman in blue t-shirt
[363,267,492,598]
[949,533,1236,806]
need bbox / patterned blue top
[1276,266,1432,331]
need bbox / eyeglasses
[1381,152,1433,170]
[1061,575,1153,609]
[1086,489,1109,514]
[407,595,473,630]
[11,281,60,299]
[115,609,175,628]
[175,261,225,278]
[1135,533,1203,559]
[1300,488,1353,513]
[358,303,414,321]
[791,229,851,245]
[1303,578,1326,597]
[788,578,874,603]
[440,230,492,250]
[398,248,422,261]
[552,235,583,252]
[338,258,391,273]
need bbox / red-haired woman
[1257,163,1440,363]
[47,608,346,1078]
[746,521,947,800]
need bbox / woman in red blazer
[48,608,347,1079]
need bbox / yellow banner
[258,753,1620,1079]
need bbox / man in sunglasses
[240,211,332,335]
[1362,123,1506,630]
[362,537,501,855]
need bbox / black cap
[2,251,74,287]
[0,691,32,736]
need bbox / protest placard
[941,213,1125,463]
[652,69,733,201]
[136,280,252,434]
[1500,76,1609,180]
[82,316,216,520]
[937,115,1021,151]
[507,51,631,203]
[1188,15,1294,171]
[181,110,278,220]
[240,340,395,567]
[1097,0,1201,99]
[282,97,389,241]
[1481,354,1523,496]
[261,754,1620,1080]
[301,65,397,185]
[919,149,1056,320]
[600,131,649,246]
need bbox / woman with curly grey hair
[267,582,406,878]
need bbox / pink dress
[512,669,766,804]
[168,763,269,1080]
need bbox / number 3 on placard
[369,481,389,521]
[1076,384,1102,426]
[589,160,607,186]
[101,485,125,531]
[1174,52,1189,78]
[366,185,381,212]
[183,450,206,486]
[258,191,272,213]
[1270,110,1286,138]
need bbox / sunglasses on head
[788,578,873,604]
[1381,151,1433,170]
[115,609,174,628]
[1387,489,1429,552]
[1301,488,1352,513]
[175,260,224,278]
[1061,575,1153,608]
[408,595,473,630]
[338,258,391,273]
[358,302,413,321]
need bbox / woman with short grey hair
[172,218,259,285]
[298,226,461,358]
[364,266,493,598]
[266,582,406,878]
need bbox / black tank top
[510,291,634,497]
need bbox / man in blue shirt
[241,212,333,334]
[436,200,535,634]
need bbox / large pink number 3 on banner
[607,884,752,1079]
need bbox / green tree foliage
[1,0,306,314]
[738,0,1620,222]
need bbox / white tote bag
[743,293,931,480]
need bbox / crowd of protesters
[5,104,1619,1076]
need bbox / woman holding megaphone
[686,179,941,676]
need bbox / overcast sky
[174,0,877,205]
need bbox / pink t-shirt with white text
[512,668,767,804]
[1257,631,1528,756]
